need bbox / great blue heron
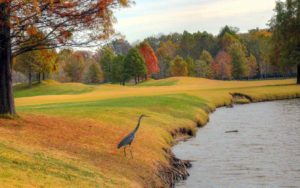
[117,114,149,157]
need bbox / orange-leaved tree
[0,0,130,115]
[139,42,160,78]
[212,50,232,80]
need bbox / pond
[173,99,300,188]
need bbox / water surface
[173,99,300,188]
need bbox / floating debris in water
[225,130,239,133]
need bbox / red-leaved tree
[0,0,129,115]
[212,50,232,80]
[139,42,160,77]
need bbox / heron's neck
[134,116,143,133]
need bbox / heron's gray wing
[117,133,135,149]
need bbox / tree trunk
[28,69,32,88]
[38,73,41,83]
[0,2,16,115]
[297,63,300,85]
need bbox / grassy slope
[14,80,94,98]
[0,77,299,187]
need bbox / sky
[114,0,277,43]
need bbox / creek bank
[160,91,300,188]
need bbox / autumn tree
[218,27,249,79]
[14,50,38,88]
[169,56,188,76]
[186,57,195,76]
[241,29,272,78]
[247,54,258,78]
[0,0,129,115]
[63,52,85,82]
[200,50,214,65]
[229,43,248,79]
[14,48,57,87]
[110,38,131,55]
[139,42,160,77]
[219,32,239,52]
[36,49,58,82]
[210,61,220,79]
[199,50,214,77]
[157,40,178,78]
[85,63,103,84]
[55,49,73,82]
[270,0,300,83]
[213,50,232,80]
[194,60,209,78]
[13,30,58,86]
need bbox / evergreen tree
[123,48,147,84]
[111,55,125,84]
[100,47,115,82]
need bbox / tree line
[44,25,296,85]
[12,25,298,86]
[143,26,297,80]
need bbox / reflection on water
[173,99,300,188]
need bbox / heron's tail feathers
[117,143,122,149]
[117,137,127,149]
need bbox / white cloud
[114,0,276,42]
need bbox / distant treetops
[142,23,297,80]
[95,26,274,85]
[14,22,297,87]
[21,23,295,86]
[98,41,160,85]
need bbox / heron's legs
[123,147,126,157]
[129,145,133,158]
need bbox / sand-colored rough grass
[0,77,299,187]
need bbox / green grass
[18,94,208,121]
[14,80,94,98]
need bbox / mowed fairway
[0,77,299,187]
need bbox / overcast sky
[114,0,277,43]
